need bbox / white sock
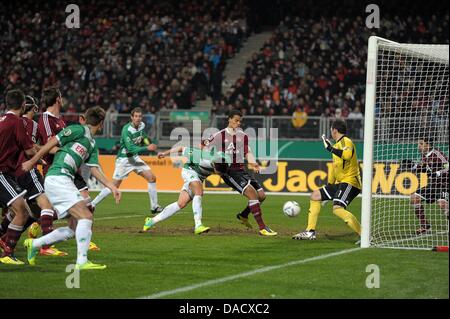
[75,219,93,265]
[152,202,180,224]
[32,227,75,248]
[148,182,159,210]
[92,188,112,207]
[192,195,203,229]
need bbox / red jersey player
[202,109,277,236]
[0,90,35,265]
[403,137,449,234]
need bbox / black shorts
[16,168,45,201]
[415,185,448,204]
[74,173,88,191]
[320,183,361,208]
[0,172,27,208]
[221,169,262,194]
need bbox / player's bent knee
[437,200,448,210]
[10,198,29,217]
[410,194,421,205]
[333,204,345,211]
[311,190,321,201]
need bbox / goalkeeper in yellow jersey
[293,119,362,240]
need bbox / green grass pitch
[0,192,448,299]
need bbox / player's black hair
[228,109,242,119]
[5,89,25,110]
[42,86,62,107]
[85,106,106,126]
[24,95,38,114]
[331,119,347,134]
[419,135,434,147]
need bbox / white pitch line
[139,247,362,299]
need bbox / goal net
[362,37,449,250]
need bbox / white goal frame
[361,36,449,249]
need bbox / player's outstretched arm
[90,166,121,204]
[22,136,58,172]
[158,145,184,158]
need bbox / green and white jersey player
[91,107,162,214]
[21,106,121,270]
[142,146,230,234]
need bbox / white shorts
[113,156,150,180]
[44,175,85,219]
[181,168,202,198]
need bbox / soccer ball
[283,201,301,217]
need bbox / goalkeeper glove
[425,166,442,179]
[321,134,333,152]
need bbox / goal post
[361,36,449,250]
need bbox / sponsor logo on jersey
[71,143,88,159]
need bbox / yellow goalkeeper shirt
[328,135,362,189]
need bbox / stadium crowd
[215,1,449,120]
[0,0,248,114]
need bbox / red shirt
[203,127,249,171]
[38,111,66,175]
[15,117,40,177]
[0,112,34,175]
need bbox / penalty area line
[138,247,362,299]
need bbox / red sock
[40,210,55,249]
[2,224,23,256]
[0,211,13,237]
[414,204,429,228]
[249,200,266,230]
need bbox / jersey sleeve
[341,138,355,161]
[86,144,100,167]
[202,131,222,150]
[55,125,84,147]
[121,126,148,155]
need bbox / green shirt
[182,147,230,180]
[117,122,149,158]
[47,124,99,179]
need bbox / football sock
[32,227,75,248]
[4,223,23,252]
[0,210,13,236]
[148,182,159,210]
[192,195,203,229]
[240,206,251,218]
[76,219,93,265]
[306,200,322,231]
[40,209,55,249]
[249,200,266,230]
[152,202,180,224]
[92,188,112,207]
[413,203,429,227]
[333,207,361,235]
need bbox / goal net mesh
[371,41,449,249]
